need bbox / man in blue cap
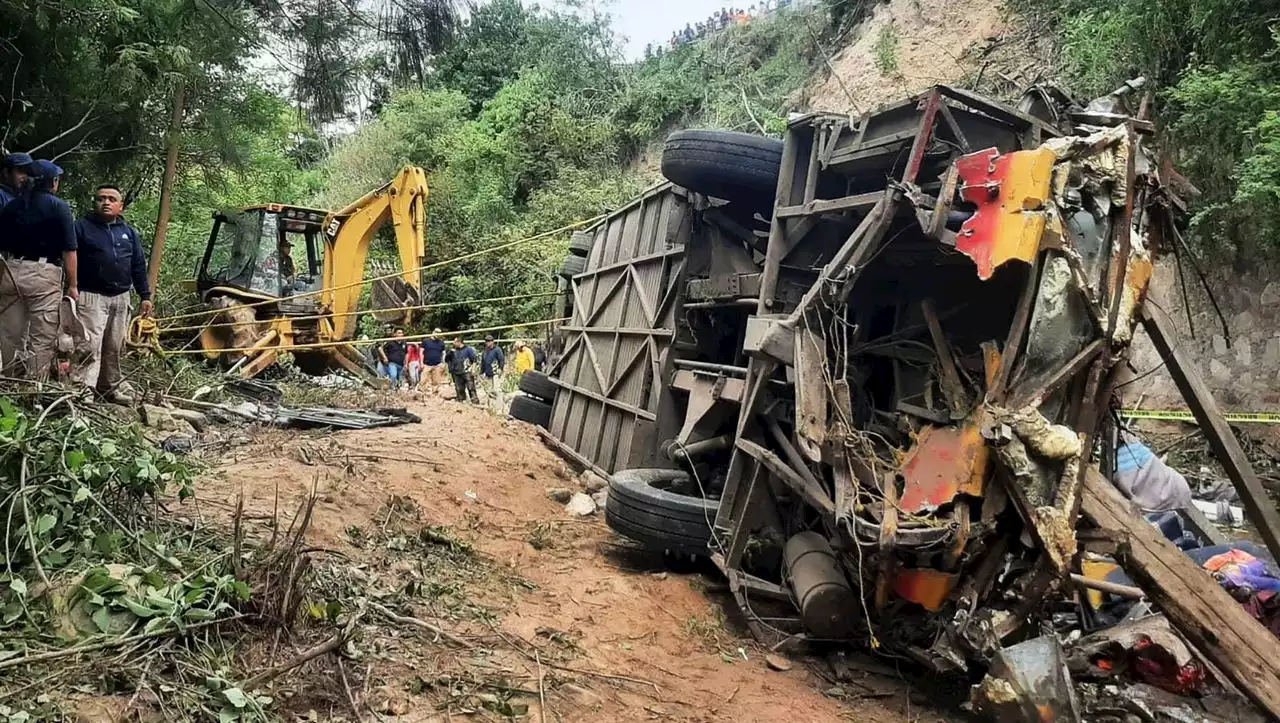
[0,159,78,380]
[72,184,151,401]
[0,153,33,206]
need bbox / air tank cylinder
[783,531,858,638]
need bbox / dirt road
[196,396,946,722]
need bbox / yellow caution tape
[1119,409,1280,424]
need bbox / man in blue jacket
[446,336,479,404]
[0,159,77,380]
[479,333,506,409]
[72,184,151,401]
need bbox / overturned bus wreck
[538,85,1280,718]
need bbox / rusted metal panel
[899,423,989,513]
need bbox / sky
[597,0,738,59]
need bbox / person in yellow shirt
[513,340,536,376]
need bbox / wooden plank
[921,298,967,419]
[986,253,1042,403]
[1141,302,1280,562]
[537,426,609,479]
[1080,467,1280,717]
[928,165,960,240]
[1008,338,1105,409]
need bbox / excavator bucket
[369,259,421,324]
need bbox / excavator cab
[198,205,328,305]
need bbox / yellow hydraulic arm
[320,166,428,340]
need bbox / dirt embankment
[800,0,1054,114]
[189,397,949,722]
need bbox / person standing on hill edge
[0,153,33,206]
[480,334,506,408]
[446,336,479,403]
[72,184,152,402]
[421,327,447,393]
[0,160,78,380]
[532,341,547,372]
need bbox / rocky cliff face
[1127,257,1280,412]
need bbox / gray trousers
[73,290,131,392]
[0,258,63,381]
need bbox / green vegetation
[317,0,828,332]
[1013,0,1280,266]
[0,0,831,332]
[873,25,902,77]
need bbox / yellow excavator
[192,166,428,378]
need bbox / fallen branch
[369,601,474,650]
[338,658,363,723]
[536,650,548,723]
[0,614,244,672]
[241,610,363,691]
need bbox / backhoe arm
[321,166,429,340]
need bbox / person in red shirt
[404,337,423,390]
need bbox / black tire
[605,468,718,557]
[509,395,552,428]
[518,371,558,403]
[559,255,586,279]
[661,130,784,203]
[568,231,594,257]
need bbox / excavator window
[199,208,325,299]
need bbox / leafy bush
[1013,0,1280,263]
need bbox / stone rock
[1265,337,1280,367]
[765,654,793,672]
[169,408,208,431]
[591,489,608,508]
[546,487,574,504]
[579,470,608,493]
[161,435,195,454]
[1236,340,1254,366]
[1262,282,1280,306]
[1212,334,1229,356]
[1233,310,1255,333]
[1209,359,1231,382]
[565,492,597,517]
[140,404,176,430]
